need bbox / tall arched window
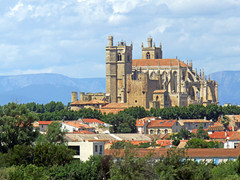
[117,53,122,61]
[146,52,150,59]
[173,71,177,93]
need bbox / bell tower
[142,38,162,59]
[106,36,132,103]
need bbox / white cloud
[0,0,240,78]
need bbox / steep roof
[148,120,177,128]
[132,59,189,67]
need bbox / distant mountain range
[0,73,105,105]
[210,71,240,105]
[0,71,238,105]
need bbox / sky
[0,0,240,78]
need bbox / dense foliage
[2,102,240,179]
[0,103,39,153]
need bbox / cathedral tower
[106,36,132,103]
[142,38,162,59]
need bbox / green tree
[33,143,74,167]
[186,138,208,148]
[0,103,39,153]
[45,121,67,144]
[196,123,209,139]
[123,106,149,119]
[109,112,137,133]
[178,127,192,140]
[7,144,34,166]
[110,146,154,179]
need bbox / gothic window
[173,71,177,93]
[117,53,122,61]
[146,52,150,59]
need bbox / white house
[224,132,240,149]
[61,121,95,133]
[67,141,105,161]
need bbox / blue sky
[0,0,240,78]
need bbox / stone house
[147,119,181,135]
[178,119,213,131]
[38,121,53,132]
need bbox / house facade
[67,141,105,161]
[147,119,181,135]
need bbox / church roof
[132,59,189,67]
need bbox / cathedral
[105,36,218,109]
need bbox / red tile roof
[132,59,189,67]
[63,121,93,129]
[209,131,233,139]
[38,121,53,125]
[136,120,146,127]
[83,118,104,125]
[148,120,177,128]
[156,140,172,147]
[102,103,128,109]
[136,117,157,127]
[105,146,240,158]
[100,103,128,114]
[229,132,240,141]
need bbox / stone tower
[142,38,162,59]
[106,36,132,103]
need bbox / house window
[95,145,98,152]
[234,143,238,148]
[99,145,103,154]
[195,158,200,163]
[157,129,161,134]
[150,130,153,134]
[214,158,219,165]
[68,146,80,155]
[165,129,168,134]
